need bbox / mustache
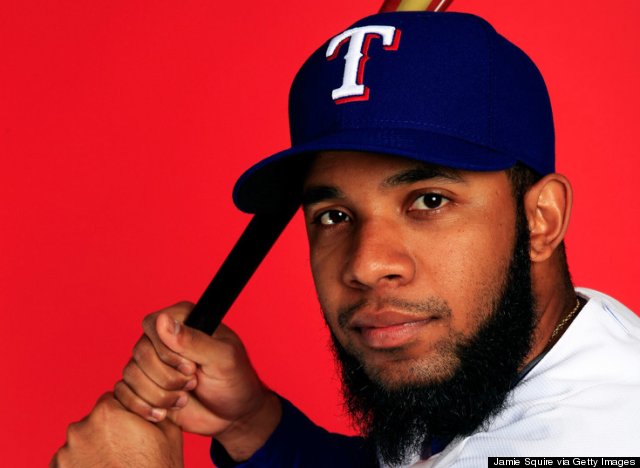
[337,297,453,329]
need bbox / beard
[328,206,536,466]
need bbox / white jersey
[401,289,640,467]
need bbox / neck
[523,253,577,368]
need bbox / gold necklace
[550,298,581,340]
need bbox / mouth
[349,310,439,350]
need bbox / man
[52,11,640,467]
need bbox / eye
[315,210,351,226]
[409,193,450,211]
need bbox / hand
[51,392,183,468]
[114,302,281,461]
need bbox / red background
[2,1,639,466]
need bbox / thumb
[156,312,235,370]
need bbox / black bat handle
[184,202,299,335]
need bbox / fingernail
[183,379,197,391]
[149,408,166,422]
[173,395,188,409]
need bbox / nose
[342,218,416,290]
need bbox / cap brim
[233,127,516,214]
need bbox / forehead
[304,151,481,187]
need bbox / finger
[114,380,168,423]
[122,361,191,411]
[50,448,66,468]
[166,395,230,436]
[156,315,246,376]
[141,303,197,376]
[131,337,197,391]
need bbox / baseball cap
[233,12,554,214]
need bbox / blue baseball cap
[233,12,554,214]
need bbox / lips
[349,310,437,349]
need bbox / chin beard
[329,208,536,466]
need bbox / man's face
[303,151,519,389]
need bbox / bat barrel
[379,0,453,13]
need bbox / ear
[524,173,573,262]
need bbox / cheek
[445,227,513,284]
[458,194,516,275]
[308,242,343,326]
[414,218,516,328]
[307,222,354,292]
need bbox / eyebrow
[381,165,464,187]
[301,164,464,207]
[301,186,344,207]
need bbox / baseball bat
[185,0,455,335]
[379,0,453,13]
[184,201,298,335]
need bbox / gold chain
[550,298,581,340]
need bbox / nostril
[382,274,402,281]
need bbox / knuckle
[154,387,176,407]
[65,423,78,445]
[113,381,128,402]
[114,382,148,416]
[156,347,180,367]
[159,370,186,391]
[131,336,149,362]
[131,345,145,367]
[142,312,159,334]
[65,416,89,446]
[121,361,137,384]
[155,347,172,364]
[134,341,174,376]
[50,448,67,468]
[93,395,117,421]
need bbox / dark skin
[52,151,577,466]
[304,152,577,382]
[51,392,183,468]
